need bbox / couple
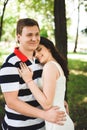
[0,18,74,130]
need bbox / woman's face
[35,44,52,64]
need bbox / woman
[18,37,74,130]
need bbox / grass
[0,91,5,125]
[0,47,87,129]
[67,53,87,129]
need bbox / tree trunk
[74,1,80,53]
[54,0,67,60]
[0,0,9,41]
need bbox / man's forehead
[22,27,40,35]
[23,26,39,31]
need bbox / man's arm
[3,91,66,125]
[64,100,69,114]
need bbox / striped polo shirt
[0,47,45,130]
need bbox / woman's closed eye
[34,47,42,57]
[36,46,42,52]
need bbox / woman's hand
[18,62,33,83]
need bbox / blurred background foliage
[0,0,87,42]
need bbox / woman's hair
[40,36,69,79]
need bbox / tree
[0,0,54,41]
[0,0,9,41]
[74,0,86,52]
[73,0,81,53]
[54,0,68,100]
[54,0,67,59]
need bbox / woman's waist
[53,102,66,111]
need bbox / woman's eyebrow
[36,46,40,50]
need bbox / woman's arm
[19,62,59,110]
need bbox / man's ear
[17,34,21,39]
[17,34,21,43]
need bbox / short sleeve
[0,62,20,92]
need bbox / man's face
[17,25,40,52]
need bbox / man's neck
[19,47,34,60]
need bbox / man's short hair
[16,18,40,35]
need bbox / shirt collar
[14,47,28,62]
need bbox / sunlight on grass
[68,58,87,72]
[70,70,87,76]
[0,94,4,100]
[83,97,87,103]
[68,53,87,61]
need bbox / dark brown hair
[40,36,69,79]
[16,18,40,35]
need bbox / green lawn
[0,49,87,129]
[67,53,87,129]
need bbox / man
[0,18,66,130]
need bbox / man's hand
[64,100,69,115]
[44,106,66,125]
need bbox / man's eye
[36,33,40,36]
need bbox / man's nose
[32,36,37,41]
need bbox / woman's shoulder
[43,61,58,72]
[42,61,58,78]
[43,61,64,76]
[44,60,55,67]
